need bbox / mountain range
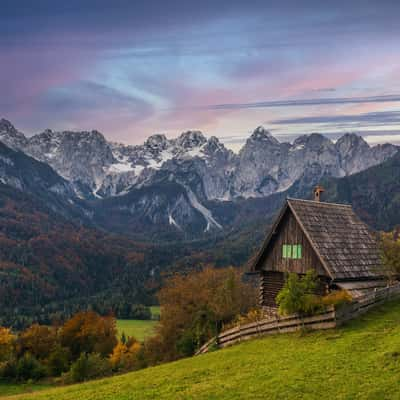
[0,118,398,237]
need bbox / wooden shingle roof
[251,198,383,281]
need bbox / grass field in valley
[116,319,157,342]
[6,299,400,400]
[116,306,160,341]
[150,306,160,318]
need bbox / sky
[2,0,400,151]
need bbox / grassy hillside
[0,384,50,398]
[7,300,400,400]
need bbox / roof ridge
[286,197,352,208]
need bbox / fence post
[333,305,337,327]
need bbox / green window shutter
[292,244,297,259]
[293,244,302,259]
[282,244,290,258]
[287,245,292,258]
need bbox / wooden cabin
[249,187,385,315]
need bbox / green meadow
[5,299,400,399]
[116,306,160,341]
[116,319,157,342]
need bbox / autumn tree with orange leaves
[0,327,15,362]
[60,311,117,359]
[146,266,257,361]
[16,324,57,360]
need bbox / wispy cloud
[270,110,400,125]
[364,133,400,145]
[197,95,400,111]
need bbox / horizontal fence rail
[196,282,400,355]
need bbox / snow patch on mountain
[108,162,134,173]
[168,213,182,230]
[185,186,222,231]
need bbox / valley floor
[116,319,158,342]
[5,300,400,400]
[116,306,160,341]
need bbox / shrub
[187,306,218,354]
[130,304,152,320]
[322,290,352,308]
[223,308,263,331]
[46,345,70,376]
[66,353,112,383]
[15,353,47,381]
[110,340,143,372]
[175,331,197,358]
[0,358,17,380]
[380,231,400,282]
[276,270,323,316]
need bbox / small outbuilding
[249,187,386,315]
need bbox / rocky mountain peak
[0,118,28,149]
[203,136,225,154]
[0,118,17,133]
[32,129,55,142]
[176,130,207,149]
[335,133,369,154]
[71,129,107,143]
[293,133,333,150]
[249,126,279,145]
[334,132,398,174]
[144,134,168,151]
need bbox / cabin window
[292,244,302,259]
[282,244,291,258]
[282,244,302,259]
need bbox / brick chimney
[313,185,325,202]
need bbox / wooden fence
[336,283,400,324]
[196,282,400,355]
